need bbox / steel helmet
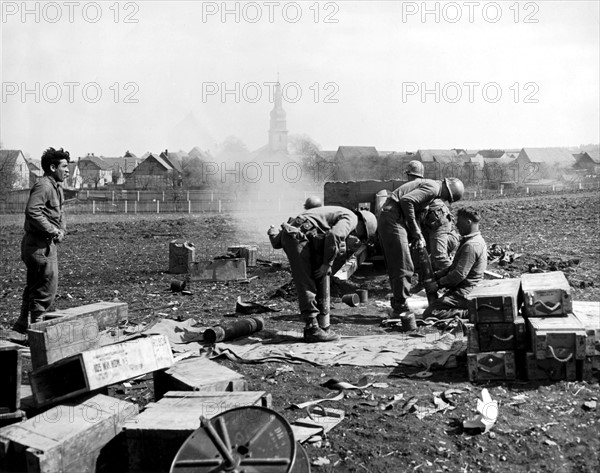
[444,178,465,203]
[304,196,323,209]
[355,210,378,241]
[405,160,424,178]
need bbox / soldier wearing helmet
[268,205,376,343]
[403,162,460,277]
[304,196,323,210]
[377,171,464,316]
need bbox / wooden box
[521,272,572,317]
[528,314,587,361]
[0,341,22,413]
[467,351,516,382]
[227,245,258,267]
[154,357,247,401]
[477,317,527,352]
[123,391,270,473]
[466,278,522,323]
[0,394,137,473]
[525,352,576,381]
[28,316,102,370]
[31,301,128,331]
[571,300,600,356]
[189,258,247,281]
[30,335,174,407]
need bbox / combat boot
[303,325,341,343]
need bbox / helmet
[444,178,465,203]
[304,196,323,209]
[355,210,378,241]
[405,160,424,178]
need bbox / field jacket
[23,175,65,239]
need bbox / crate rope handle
[534,300,561,312]
[479,304,501,311]
[548,345,573,363]
[492,334,514,342]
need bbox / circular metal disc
[290,442,311,473]
[170,406,296,473]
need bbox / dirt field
[1,191,599,473]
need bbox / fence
[1,181,598,214]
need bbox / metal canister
[203,317,265,344]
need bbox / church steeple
[268,80,288,153]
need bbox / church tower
[268,81,288,153]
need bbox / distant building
[0,149,30,190]
[127,153,179,189]
[573,149,600,172]
[268,81,288,154]
[78,154,114,188]
[66,162,82,189]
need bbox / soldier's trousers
[422,290,469,319]
[377,206,413,311]
[280,230,328,327]
[13,234,58,331]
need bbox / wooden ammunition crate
[29,316,102,370]
[153,356,247,401]
[467,351,516,382]
[571,300,600,356]
[528,314,587,361]
[0,341,22,414]
[0,394,137,473]
[123,391,271,473]
[525,352,576,381]
[31,301,128,330]
[521,271,572,317]
[466,278,522,323]
[30,335,174,407]
[475,317,527,352]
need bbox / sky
[1,0,599,159]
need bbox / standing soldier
[268,206,377,342]
[12,148,70,334]
[378,173,464,317]
[402,161,460,292]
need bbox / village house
[126,153,180,189]
[573,149,600,174]
[0,149,30,190]
[24,157,43,185]
[65,162,82,189]
[78,154,114,189]
[515,147,576,182]
[102,151,143,185]
[416,149,459,180]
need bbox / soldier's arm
[324,212,358,264]
[399,184,437,238]
[439,243,477,288]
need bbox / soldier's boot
[303,316,340,343]
[11,300,31,334]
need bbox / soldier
[378,175,464,317]
[12,147,70,334]
[268,206,377,342]
[422,207,487,319]
[403,161,460,291]
[303,195,323,210]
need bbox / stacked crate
[521,271,588,381]
[572,301,600,379]
[465,278,525,382]
[0,341,25,427]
